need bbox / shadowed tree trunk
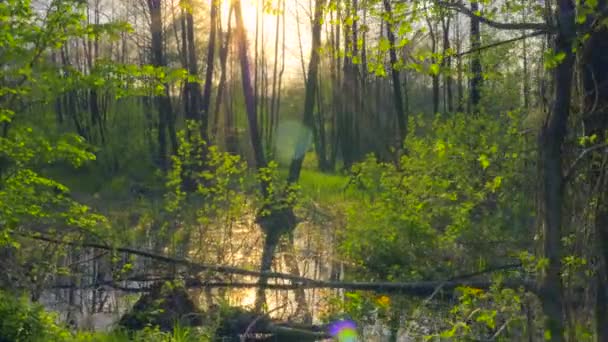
[200,0,218,140]
[469,1,482,112]
[442,15,453,112]
[148,0,175,171]
[287,0,327,183]
[427,17,440,115]
[213,5,232,143]
[185,0,202,124]
[268,0,282,158]
[538,1,575,340]
[383,0,407,150]
[580,1,608,339]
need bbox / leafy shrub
[340,112,534,281]
[0,290,71,342]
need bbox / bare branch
[22,233,532,296]
[432,1,552,32]
[453,31,546,58]
[564,143,608,182]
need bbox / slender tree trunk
[340,3,355,169]
[383,0,407,149]
[442,16,453,112]
[315,77,329,171]
[213,5,232,142]
[287,0,327,183]
[455,14,464,111]
[180,7,189,116]
[273,0,286,157]
[350,0,361,161]
[268,0,281,157]
[427,17,440,115]
[469,1,482,112]
[521,0,530,109]
[148,0,174,171]
[328,6,339,170]
[185,0,202,124]
[233,0,266,170]
[200,0,218,140]
[538,1,575,340]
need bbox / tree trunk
[455,14,464,111]
[428,17,440,115]
[287,0,327,183]
[383,0,407,150]
[442,16,453,112]
[213,5,232,142]
[538,1,575,340]
[469,1,482,112]
[148,0,174,171]
[233,0,266,170]
[185,0,202,124]
[268,0,282,158]
[580,1,608,338]
[200,0,218,140]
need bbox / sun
[220,0,312,81]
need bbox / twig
[491,319,512,340]
[242,303,288,341]
[564,143,608,183]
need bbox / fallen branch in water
[22,232,531,296]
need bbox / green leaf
[429,64,440,76]
[478,154,490,170]
[544,49,566,70]
[378,37,391,52]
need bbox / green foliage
[0,288,212,342]
[1,0,109,244]
[429,284,527,341]
[340,112,534,281]
[543,49,567,70]
[256,161,300,217]
[0,290,72,342]
[163,120,249,255]
[166,120,247,219]
[321,291,393,330]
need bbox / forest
[1,0,607,340]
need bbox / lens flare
[274,120,311,164]
[328,319,358,342]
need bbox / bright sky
[221,0,313,82]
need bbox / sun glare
[220,0,312,81]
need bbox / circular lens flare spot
[328,319,358,342]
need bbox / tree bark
[427,17,440,115]
[383,0,407,149]
[469,1,482,112]
[580,1,608,338]
[185,0,202,124]
[442,15,453,112]
[538,1,575,340]
[148,0,174,171]
[200,0,218,140]
[287,0,327,183]
[213,5,232,143]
